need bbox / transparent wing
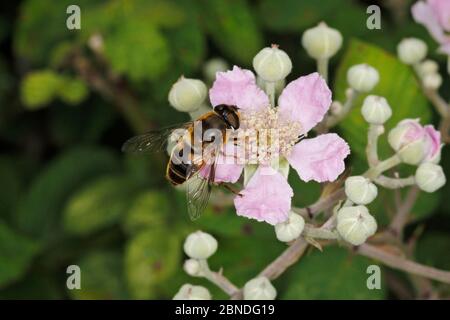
[185,145,219,220]
[121,122,192,154]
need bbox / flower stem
[366,124,383,167]
[325,89,358,128]
[265,81,276,107]
[317,58,329,83]
[364,154,401,180]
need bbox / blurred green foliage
[0,0,449,300]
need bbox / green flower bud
[415,163,446,193]
[336,205,377,246]
[183,231,218,259]
[173,284,211,300]
[243,277,277,300]
[301,22,343,60]
[168,77,207,112]
[253,44,292,82]
[361,95,392,125]
[345,176,378,205]
[274,211,305,242]
[347,64,379,92]
[397,38,427,65]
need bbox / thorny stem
[356,243,450,284]
[198,260,239,296]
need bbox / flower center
[238,107,302,164]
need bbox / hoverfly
[122,104,240,220]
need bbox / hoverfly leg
[220,183,242,197]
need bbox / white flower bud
[422,73,442,90]
[168,77,207,112]
[253,45,292,82]
[417,60,438,77]
[301,22,343,60]
[387,119,437,165]
[397,138,429,165]
[336,206,377,246]
[203,58,229,82]
[397,38,427,65]
[183,231,218,259]
[361,95,392,125]
[173,284,211,300]
[345,176,378,205]
[274,212,305,242]
[183,259,202,277]
[415,163,446,193]
[347,64,379,92]
[243,277,277,300]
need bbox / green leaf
[122,191,171,235]
[21,70,63,109]
[63,175,141,236]
[125,229,181,299]
[0,157,22,222]
[200,0,262,65]
[16,147,120,241]
[334,39,432,160]
[104,19,170,81]
[416,232,450,271]
[57,77,88,105]
[280,246,386,299]
[69,250,129,299]
[0,221,40,288]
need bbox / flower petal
[278,72,331,133]
[209,66,269,113]
[234,166,292,225]
[199,143,244,183]
[287,133,350,183]
[424,124,441,161]
[412,1,447,43]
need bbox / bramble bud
[203,58,229,82]
[397,38,427,65]
[361,95,392,125]
[422,73,442,90]
[253,45,292,82]
[347,64,379,92]
[183,259,202,277]
[183,231,218,260]
[256,76,285,95]
[345,176,378,205]
[415,163,446,193]
[336,205,377,246]
[388,119,441,165]
[274,212,305,242]
[301,22,343,60]
[243,277,277,300]
[173,284,211,300]
[168,77,207,112]
[417,60,438,76]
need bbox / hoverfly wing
[186,172,212,221]
[185,145,219,220]
[121,122,192,154]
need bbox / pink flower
[388,119,442,163]
[412,0,450,54]
[208,66,350,225]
